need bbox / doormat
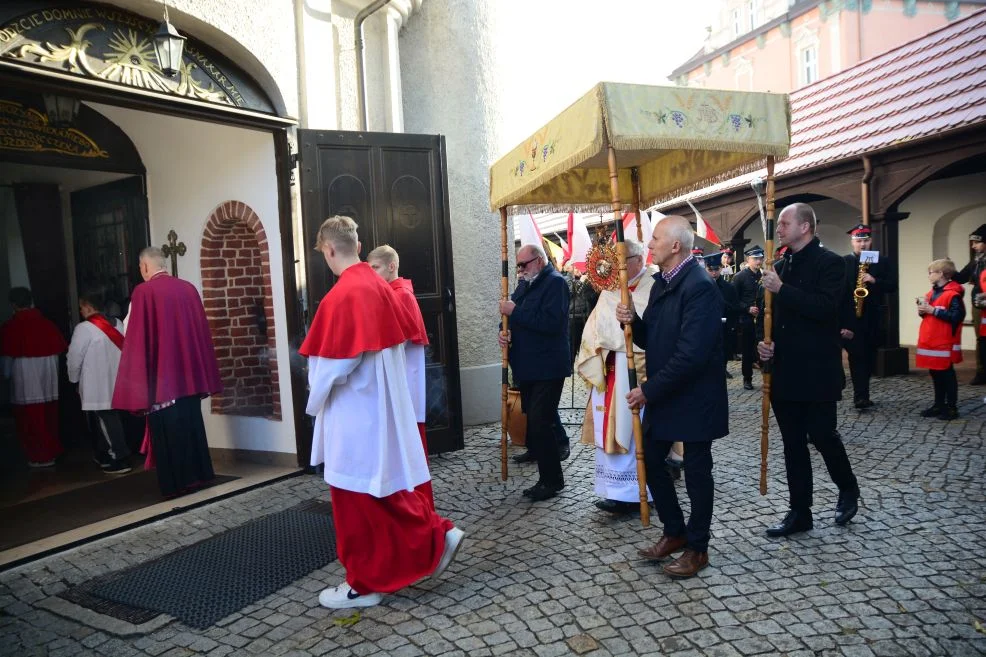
[58,499,336,630]
[0,472,238,552]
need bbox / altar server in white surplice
[576,240,658,514]
[300,215,463,610]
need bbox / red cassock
[0,308,67,463]
[113,274,222,412]
[300,263,450,595]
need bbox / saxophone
[853,261,870,318]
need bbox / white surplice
[307,342,430,498]
[66,318,125,410]
[404,342,426,424]
[3,355,59,405]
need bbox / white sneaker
[318,583,382,609]
[431,527,465,579]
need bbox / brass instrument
[853,261,870,318]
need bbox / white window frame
[732,8,742,36]
[748,0,759,31]
[800,45,819,86]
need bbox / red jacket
[916,281,964,370]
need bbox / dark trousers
[930,366,958,406]
[553,410,569,448]
[771,400,858,512]
[975,308,984,375]
[644,439,714,552]
[844,334,875,402]
[740,318,757,380]
[722,321,736,367]
[86,409,130,463]
[518,379,565,488]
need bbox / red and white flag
[518,211,544,247]
[564,212,592,273]
[687,201,721,245]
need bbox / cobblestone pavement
[2,366,985,656]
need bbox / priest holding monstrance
[113,247,222,498]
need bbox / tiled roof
[659,8,986,207]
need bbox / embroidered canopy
[489,82,791,211]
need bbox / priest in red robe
[302,216,463,609]
[112,247,222,498]
[0,287,66,467]
[367,244,433,508]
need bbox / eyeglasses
[516,257,539,270]
[627,255,643,261]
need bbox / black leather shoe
[939,406,959,421]
[969,374,986,386]
[919,405,944,418]
[854,399,874,410]
[512,451,535,464]
[595,499,635,514]
[558,444,571,461]
[743,379,754,391]
[526,482,562,501]
[522,481,543,496]
[834,491,859,526]
[766,509,813,537]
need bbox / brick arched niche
[201,201,280,420]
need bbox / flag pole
[609,145,649,527]
[500,206,510,482]
[759,156,776,495]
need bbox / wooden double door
[298,130,463,455]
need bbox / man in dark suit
[732,246,764,390]
[705,252,742,378]
[840,223,896,409]
[758,203,861,538]
[616,216,728,578]
[498,244,571,501]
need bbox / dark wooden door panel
[298,130,462,455]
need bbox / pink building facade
[671,0,986,92]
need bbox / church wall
[899,171,986,351]
[86,101,298,456]
[400,0,504,425]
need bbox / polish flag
[518,211,544,247]
[687,201,721,245]
[611,211,652,243]
[564,212,592,273]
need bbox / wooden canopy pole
[608,146,649,526]
[631,167,643,241]
[759,156,776,496]
[499,206,510,482]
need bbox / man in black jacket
[498,244,571,501]
[952,223,986,385]
[757,203,860,538]
[840,224,897,409]
[616,216,728,578]
[733,247,764,390]
[705,252,742,378]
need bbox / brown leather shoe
[662,549,709,578]
[637,535,687,560]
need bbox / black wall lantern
[41,94,80,127]
[152,2,186,77]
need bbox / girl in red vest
[916,259,965,420]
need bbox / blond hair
[928,258,956,278]
[367,244,399,270]
[314,215,358,255]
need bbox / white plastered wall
[86,102,297,456]
[900,172,986,351]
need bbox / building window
[800,46,818,85]
[732,8,742,36]
[748,0,759,30]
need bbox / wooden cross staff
[161,229,186,277]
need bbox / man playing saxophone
[840,223,897,410]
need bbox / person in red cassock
[0,287,66,467]
[366,244,433,509]
[301,216,463,610]
[112,247,222,498]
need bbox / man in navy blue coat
[499,244,571,501]
[616,216,728,578]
